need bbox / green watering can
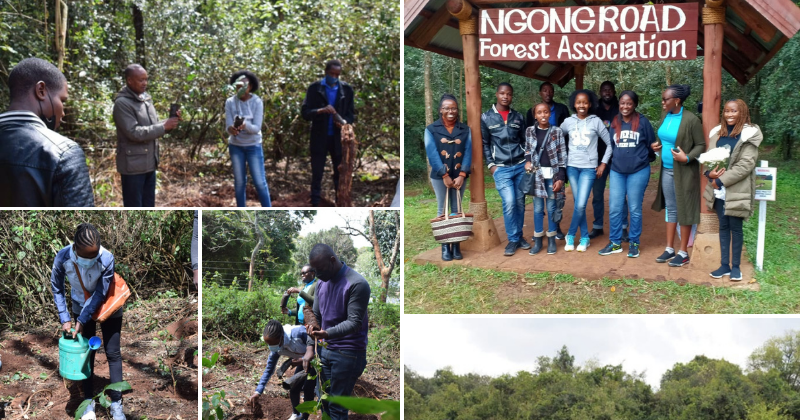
[58,329,101,381]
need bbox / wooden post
[574,63,586,90]
[448,0,501,251]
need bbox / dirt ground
[0,297,198,419]
[202,340,398,420]
[86,142,399,208]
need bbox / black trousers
[310,135,342,206]
[714,198,744,268]
[76,314,123,402]
[290,365,317,418]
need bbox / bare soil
[202,340,398,420]
[86,141,398,207]
[0,297,198,419]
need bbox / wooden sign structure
[479,4,699,61]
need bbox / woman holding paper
[702,99,762,281]
[651,84,705,267]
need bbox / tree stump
[336,123,358,207]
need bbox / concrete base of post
[461,201,501,251]
[691,212,723,272]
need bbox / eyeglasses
[441,108,458,112]
[661,97,676,102]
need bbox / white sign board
[754,167,776,201]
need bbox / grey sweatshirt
[224,95,263,147]
[560,114,612,168]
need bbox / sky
[299,209,373,248]
[403,317,800,388]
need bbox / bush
[368,325,399,369]
[201,282,294,341]
[369,302,400,328]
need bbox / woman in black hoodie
[597,91,656,258]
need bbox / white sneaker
[576,238,590,252]
[110,400,126,420]
[287,414,302,420]
[80,400,96,420]
[564,235,575,251]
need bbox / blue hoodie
[51,244,120,325]
[607,113,657,174]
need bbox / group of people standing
[425,80,762,281]
[0,57,355,207]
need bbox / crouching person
[248,320,316,420]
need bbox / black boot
[452,243,463,260]
[621,228,630,243]
[555,225,565,240]
[442,244,453,261]
[547,235,557,254]
[529,235,544,255]
[588,228,604,239]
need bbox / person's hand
[708,166,726,179]
[310,329,328,340]
[305,324,319,336]
[334,120,343,129]
[164,117,180,131]
[671,146,688,163]
[318,105,335,115]
[248,392,260,407]
[227,125,241,136]
[553,180,564,192]
[490,166,498,175]
[281,307,288,315]
[193,269,198,288]
[286,287,301,294]
[595,163,607,178]
[651,141,662,152]
[62,321,72,336]
[291,358,303,366]
[525,162,532,172]
[442,175,455,189]
[74,322,83,336]
[302,355,312,372]
[453,176,465,190]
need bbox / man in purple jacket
[303,244,370,420]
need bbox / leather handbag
[73,263,131,322]
[430,188,474,244]
[520,169,537,196]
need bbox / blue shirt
[296,278,316,323]
[658,107,683,169]
[548,104,557,126]
[255,325,309,394]
[324,80,339,136]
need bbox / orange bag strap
[72,262,92,301]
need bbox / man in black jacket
[481,82,529,256]
[0,58,93,207]
[301,60,356,206]
[525,81,569,128]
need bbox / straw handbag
[73,263,131,322]
[430,187,474,244]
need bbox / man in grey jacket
[112,64,180,207]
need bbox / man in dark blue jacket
[301,60,356,206]
[0,57,93,206]
[481,83,529,256]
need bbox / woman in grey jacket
[225,70,272,207]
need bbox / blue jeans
[592,166,628,230]
[318,347,368,420]
[431,176,467,216]
[229,144,272,207]
[493,163,526,243]
[533,178,558,234]
[121,171,156,207]
[566,167,596,238]
[609,167,650,244]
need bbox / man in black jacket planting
[301,60,356,206]
[481,82,529,256]
[0,57,94,207]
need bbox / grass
[403,148,800,314]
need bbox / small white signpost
[754,161,777,271]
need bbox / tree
[292,226,358,276]
[749,330,800,390]
[342,210,400,302]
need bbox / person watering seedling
[248,320,316,420]
[282,265,317,325]
[51,223,127,420]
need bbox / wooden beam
[721,56,749,85]
[418,9,459,31]
[722,23,766,62]
[746,35,789,81]
[404,0,430,31]
[409,5,454,48]
[548,63,574,86]
[727,0,777,41]
[523,62,544,78]
[745,0,800,38]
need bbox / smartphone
[234,115,244,128]
[169,103,180,118]
[672,147,680,153]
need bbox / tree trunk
[336,124,357,207]
[424,51,433,187]
[132,2,146,68]
[54,0,67,71]
[248,212,263,292]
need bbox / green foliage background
[0,210,194,331]
[405,331,800,420]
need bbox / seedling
[73,381,131,420]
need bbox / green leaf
[98,393,111,408]
[211,352,220,366]
[103,381,132,393]
[202,357,214,368]
[294,401,318,413]
[74,399,91,420]
[39,372,48,380]
[215,405,224,419]
[16,251,25,260]
[326,396,400,418]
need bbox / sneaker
[288,414,302,420]
[710,265,731,279]
[110,400,126,420]
[668,253,690,267]
[564,235,575,251]
[730,267,743,281]
[598,242,622,256]
[627,243,640,258]
[504,241,520,256]
[518,238,531,250]
[576,237,590,252]
[555,227,565,240]
[80,401,96,420]
[655,250,675,263]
